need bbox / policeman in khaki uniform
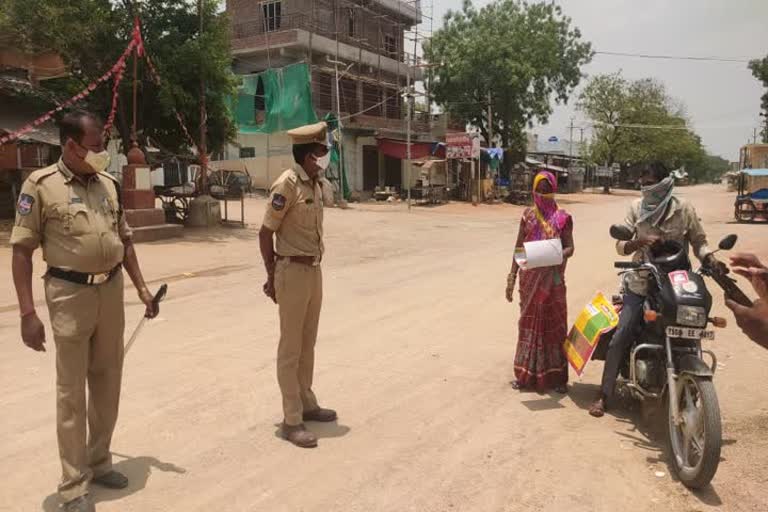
[259,121,336,448]
[11,111,157,512]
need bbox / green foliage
[0,0,238,156]
[424,0,592,155]
[688,152,730,184]
[579,72,717,182]
[749,56,768,143]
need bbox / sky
[420,0,768,161]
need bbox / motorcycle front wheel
[667,374,722,489]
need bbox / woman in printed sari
[505,171,574,393]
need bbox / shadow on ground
[42,454,186,511]
[568,381,724,506]
[165,225,261,245]
[271,421,351,443]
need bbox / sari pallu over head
[531,171,569,241]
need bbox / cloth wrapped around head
[531,170,568,240]
[639,176,674,226]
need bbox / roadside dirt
[0,184,766,512]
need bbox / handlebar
[614,261,643,269]
[612,260,755,308]
[702,264,754,307]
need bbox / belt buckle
[89,271,110,285]
[312,256,321,267]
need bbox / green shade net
[324,113,350,200]
[235,63,318,134]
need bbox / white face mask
[84,150,111,174]
[315,152,331,171]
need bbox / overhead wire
[593,51,754,64]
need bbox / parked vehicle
[734,169,768,222]
[593,226,752,489]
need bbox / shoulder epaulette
[26,165,59,184]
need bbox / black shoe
[63,495,95,512]
[92,470,129,489]
[302,407,337,422]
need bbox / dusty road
[1,184,767,512]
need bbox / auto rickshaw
[734,169,768,222]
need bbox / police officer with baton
[10,111,159,512]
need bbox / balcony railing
[232,12,407,63]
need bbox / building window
[261,1,281,32]
[347,8,355,38]
[240,147,256,158]
[384,33,397,56]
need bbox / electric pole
[487,91,493,148]
[406,52,412,211]
[198,0,208,195]
[569,117,574,166]
[406,22,419,212]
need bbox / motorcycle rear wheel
[666,374,722,489]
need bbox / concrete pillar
[122,164,155,210]
[122,163,182,242]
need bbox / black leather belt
[48,264,122,285]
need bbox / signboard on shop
[471,136,482,159]
[445,132,472,159]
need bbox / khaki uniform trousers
[44,272,125,503]
[275,259,322,426]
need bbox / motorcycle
[592,225,753,489]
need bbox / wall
[212,132,295,190]
[212,131,391,195]
[0,141,17,170]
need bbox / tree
[579,73,708,189]
[687,152,729,184]
[424,0,592,158]
[749,56,768,143]
[576,73,629,170]
[1,0,238,157]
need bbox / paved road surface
[1,184,766,512]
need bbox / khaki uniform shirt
[10,160,132,273]
[262,163,334,258]
[616,196,711,296]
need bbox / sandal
[554,385,568,394]
[509,380,524,390]
[589,398,606,418]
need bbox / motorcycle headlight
[676,306,707,327]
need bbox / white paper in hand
[515,238,563,270]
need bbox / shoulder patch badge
[272,193,287,211]
[17,193,34,216]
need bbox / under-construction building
[222,0,439,196]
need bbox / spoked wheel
[667,374,722,489]
[172,198,189,223]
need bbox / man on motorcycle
[589,162,724,417]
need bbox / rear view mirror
[719,234,738,251]
[610,224,634,241]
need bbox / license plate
[666,326,715,340]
